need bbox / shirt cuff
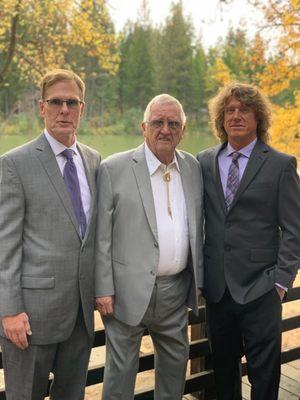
[275,283,288,292]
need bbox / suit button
[225,245,231,251]
[80,274,85,279]
[154,242,158,248]
[226,222,231,228]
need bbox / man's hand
[95,296,115,316]
[2,312,32,350]
[275,286,285,302]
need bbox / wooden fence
[0,286,299,399]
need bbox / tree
[0,0,119,87]
[118,23,155,110]
[248,0,300,154]
[118,0,156,111]
[190,41,208,115]
[157,1,195,110]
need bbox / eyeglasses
[44,98,84,110]
[147,119,182,131]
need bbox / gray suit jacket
[0,133,101,344]
[95,144,203,326]
[197,140,300,304]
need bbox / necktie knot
[231,152,241,162]
[61,148,74,161]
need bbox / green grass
[0,132,217,158]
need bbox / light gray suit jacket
[95,144,203,326]
[197,140,300,304]
[0,133,101,344]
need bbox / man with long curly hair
[197,82,300,400]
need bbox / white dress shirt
[44,130,91,224]
[145,143,189,276]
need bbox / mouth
[57,121,72,125]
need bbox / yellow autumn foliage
[206,58,233,93]
[0,0,119,85]
[250,0,300,157]
[270,91,300,155]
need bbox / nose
[60,101,69,113]
[233,108,241,118]
[161,121,171,133]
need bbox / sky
[107,0,265,49]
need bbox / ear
[80,102,85,117]
[141,122,147,137]
[39,100,45,118]
[181,124,186,139]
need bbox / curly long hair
[209,82,272,144]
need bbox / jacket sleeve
[276,157,300,288]
[196,160,204,288]
[0,155,26,317]
[94,162,115,297]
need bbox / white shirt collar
[144,142,180,176]
[44,129,78,156]
[226,138,257,159]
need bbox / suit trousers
[101,270,191,400]
[0,305,93,400]
[206,288,282,400]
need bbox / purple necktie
[225,152,241,209]
[61,149,87,238]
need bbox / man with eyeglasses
[0,69,101,399]
[197,82,300,400]
[95,94,203,399]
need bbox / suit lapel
[211,143,227,215]
[229,140,269,210]
[132,144,158,242]
[34,134,81,237]
[77,143,96,243]
[177,151,196,242]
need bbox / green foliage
[118,23,155,110]
[156,2,195,108]
[0,131,216,159]
[0,113,42,136]
[1,0,298,153]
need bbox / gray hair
[143,94,186,124]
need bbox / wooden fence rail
[1,286,299,400]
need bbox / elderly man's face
[223,97,258,148]
[39,80,84,147]
[141,102,185,165]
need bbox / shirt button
[150,271,156,276]
[154,242,158,248]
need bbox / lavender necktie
[225,152,241,209]
[61,149,87,238]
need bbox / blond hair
[40,69,85,100]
